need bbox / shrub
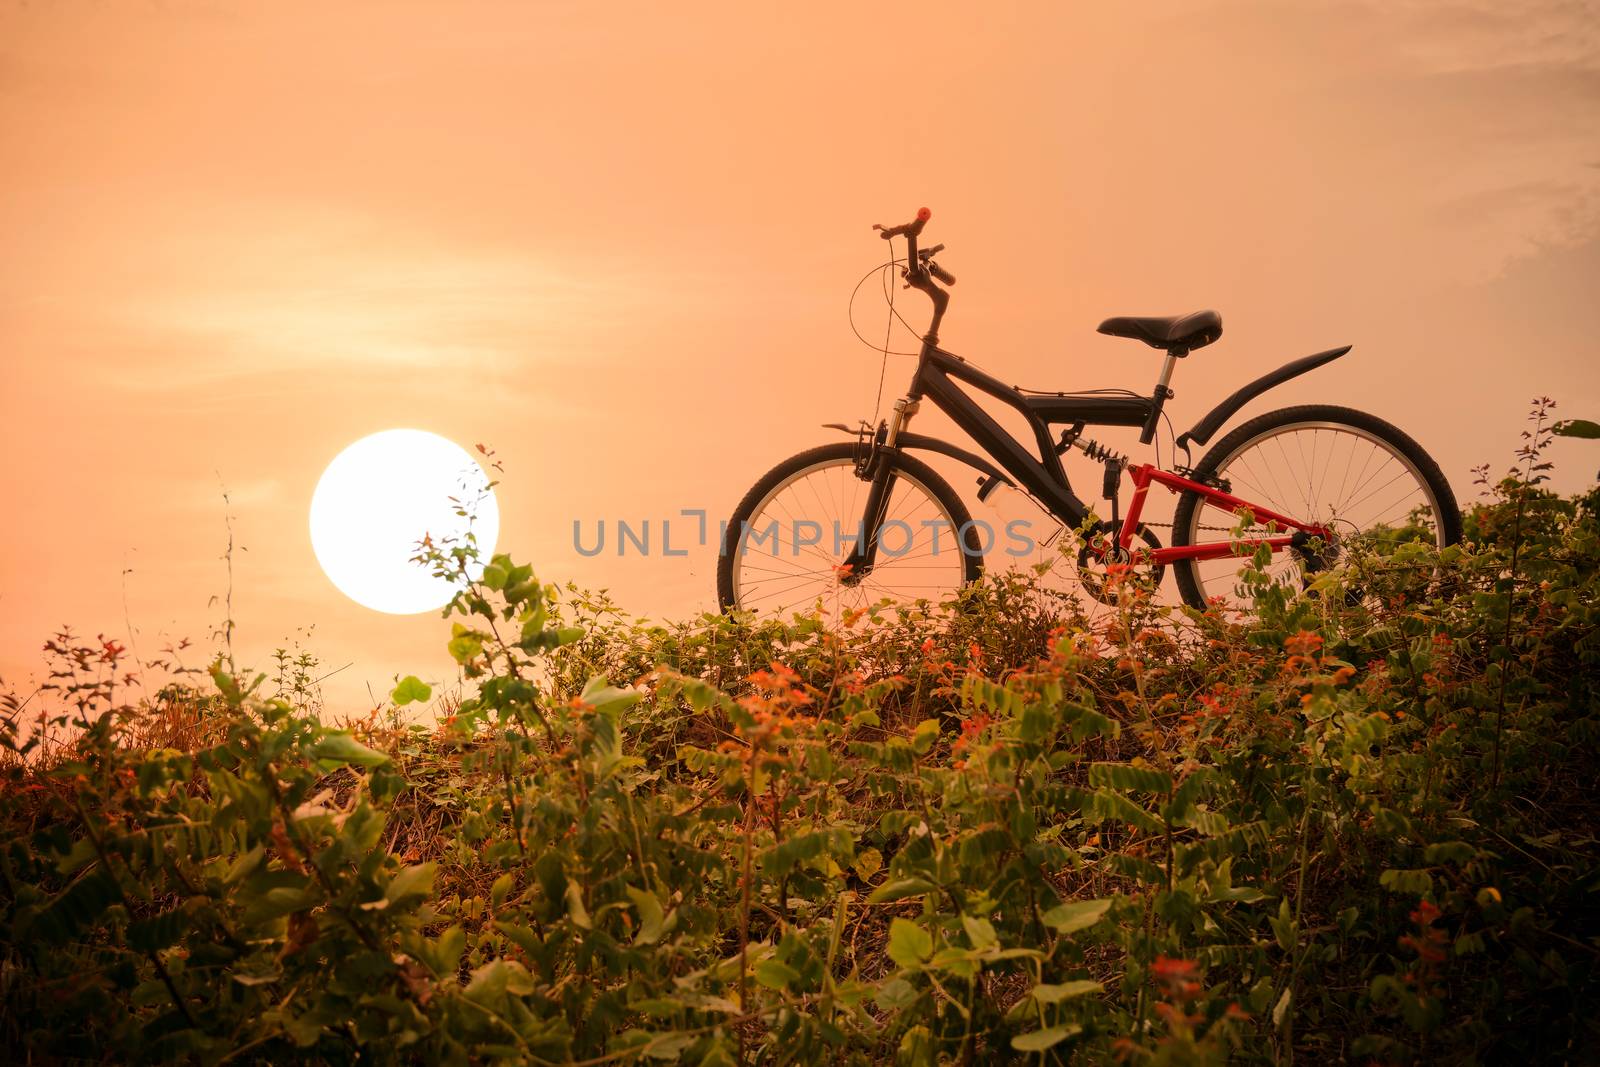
[3,415,1597,1064]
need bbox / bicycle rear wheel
[1171,405,1461,612]
[717,443,983,617]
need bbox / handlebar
[872,207,956,287]
[872,206,931,239]
[871,207,955,342]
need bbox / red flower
[951,712,992,757]
[1150,955,1202,1000]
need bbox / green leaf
[242,885,316,925]
[1272,987,1292,1028]
[447,626,485,665]
[494,921,542,957]
[1087,789,1164,834]
[887,918,933,969]
[390,675,432,706]
[1064,703,1119,741]
[385,862,438,904]
[1032,979,1101,1003]
[464,959,534,1007]
[1379,868,1434,896]
[491,872,515,909]
[579,675,642,716]
[1270,897,1297,951]
[853,847,883,881]
[231,969,283,987]
[627,886,666,945]
[126,905,189,953]
[631,997,684,1019]
[665,674,738,715]
[283,1010,324,1046]
[694,1037,738,1067]
[1042,897,1114,934]
[1552,418,1600,439]
[754,957,799,991]
[435,925,467,973]
[502,565,540,607]
[1011,1024,1081,1051]
[565,882,592,929]
[638,1031,696,1060]
[313,732,390,768]
[54,839,96,877]
[898,1025,936,1067]
[927,947,979,979]
[961,914,997,952]
[910,718,940,756]
[1423,841,1476,865]
[223,845,265,885]
[875,975,919,1011]
[868,877,936,904]
[1089,761,1172,794]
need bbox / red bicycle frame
[1116,463,1330,565]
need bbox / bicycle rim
[1179,420,1450,610]
[728,458,971,618]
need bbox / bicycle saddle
[1097,309,1223,353]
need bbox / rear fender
[1177,346,1351,452]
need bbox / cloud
[1330,0,1600,276]
[86,256,625,392]
[1373,0,1600,75]
[5,203,706,395]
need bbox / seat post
[1155,349,1183,397]
[1140,347,1185,444]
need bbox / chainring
[1077,524,1166,605]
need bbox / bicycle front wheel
[1171,405,1461,612]
[717,443,983,617]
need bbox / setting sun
[308,429,498,614]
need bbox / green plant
[2,415,1597,1063]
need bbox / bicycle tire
[717,443,984,614]
[1171,405,1461,611]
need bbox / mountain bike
[717,208,1461,616]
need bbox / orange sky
[3,1,1598,710]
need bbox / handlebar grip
[874,207,933,239]
[928,262,956,286]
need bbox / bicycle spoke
[727,455,969,617]
[1180,417,1450,612]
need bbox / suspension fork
[840,398,919,583]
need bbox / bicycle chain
[1083,520,1232,532]
[1093,519,1240,534]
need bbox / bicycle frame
[1115,463,1328,564]
[841,338,1330,578]
[830,209,1346,583]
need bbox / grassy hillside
[3,438,1598,1064]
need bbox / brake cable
[872,241,899,422]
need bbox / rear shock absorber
[1074,437,1128,467]
[1061,436,1128,519]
